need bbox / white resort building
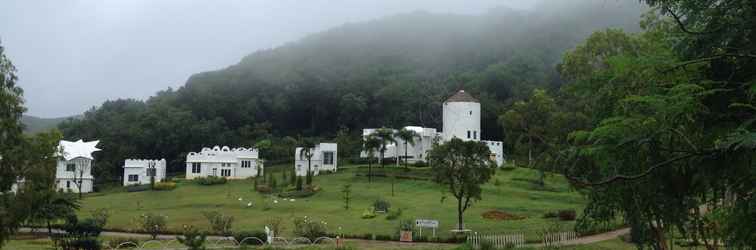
[294,143,338,176]
[123,159,167,186]
[56,139,101,193]
[361,90,505,166]
[185,146,263,179]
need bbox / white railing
[467,232,526,249]
[542,231,578,248]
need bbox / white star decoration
[59,139,101,160]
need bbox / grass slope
[79,167,584,241]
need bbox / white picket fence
[542,231,578,248]
[467,233,525,249]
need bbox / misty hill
[21,115,76,134]
[60,1,646,180]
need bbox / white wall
[295,143,337,176]
[442,101,481,142]
[123,159,167,186]
[185,146,262,179]
[55,157,95,193]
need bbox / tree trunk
[368,158,372,183]
[653,224,669,250]
[457,197,464,231]
[404,142,409,170]
[47,220,53,237]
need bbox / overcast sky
[1,0,540,118]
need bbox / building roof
[445,90,478,103]
[59,139,101,161]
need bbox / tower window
[469,111,472,115]
[467,131,471,139]
[474,131,477,139]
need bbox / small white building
[361,90,505,166]
[123,159,167,186]
[294,143,338,176]
[56,139,101,193]
[185,146,262,179]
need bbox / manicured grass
[78,166,586,241]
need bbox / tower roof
[445,90,478,103]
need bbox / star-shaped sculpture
[59,139,101,160]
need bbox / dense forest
[58,1,644,182]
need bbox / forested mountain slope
[59,1,646,182]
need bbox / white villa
[361,90,505,166]
[294,143,338,176]
[123,159,167,186]
[185,146,262,179]
[56,139,101,193]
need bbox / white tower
[442,90,481,142]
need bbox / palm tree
[394,128,419,170]
[373,128,396,169]
[363,135,381,183]
[298,138,316,185]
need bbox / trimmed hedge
[195,176,227,185]
[153,181,176,191]
[233,231,266,245]
[126,184,150,192]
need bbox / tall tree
[558,9,756,248]
[373,128,396,168]
[499,88,558,186]
[0,42,67,247]
[428,138,496,231]
[394,128,419,169]
[362,135,381,183]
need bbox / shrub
[398,219,414,232]
[493,178,502,186]
[202,211,234,236]
[256,185,272,194]
[361,207,376,219]
[233,230,266,245]
[153,181,177,191]
[196,176,227,185]
[295,176,303,191]
[54,217,104,250]
[277,189,316,198]
[558,209,577,221]
[412,161,428,168]
[126,184,150,192]
[265,217,285,236]
[543,211,558,218]
[105,237,141,249]
[386,208,403,220]
[135,213,167,239]
[373,199,391,212]
[89,208,110,228]
[292,216,328,241]
[177,225,207,250]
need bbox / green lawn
[78,166,586,241]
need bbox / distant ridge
[21,115,79,133]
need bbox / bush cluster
[278,189,316,198]
[361,207,376,219]
[558,209,577,221]
[134,213,167,239]
[373,199,391,212]
[233,231,267,245]
[153,181,177,191]
[412,161,428,168]
[105,237,141,249]
[292,216,328,241]
[196,176,227,185]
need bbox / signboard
[415,219,439,228]
[399,231,413,242]
[415,219,439,238]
